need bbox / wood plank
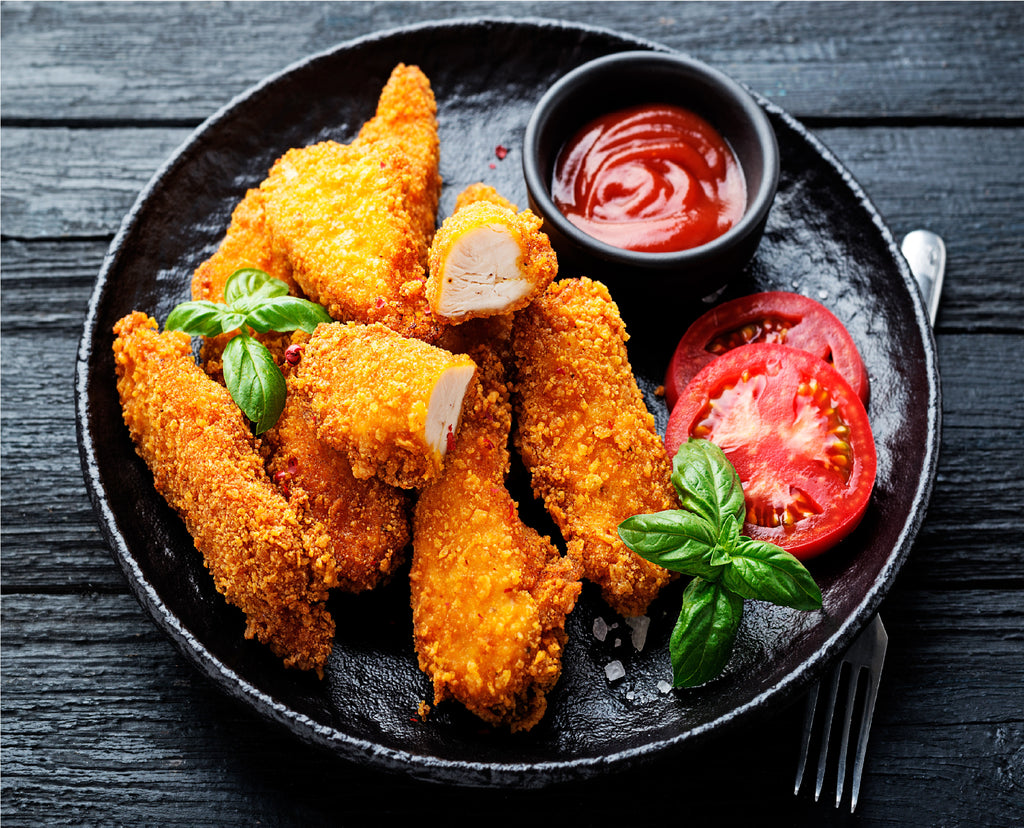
[2,2,1022,123]
[0,239,132,592]
[0,127,192,239]
[1,589,1020,824]
[2,125,1022,334]
[818,126,1024,332]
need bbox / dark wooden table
[3,2,1022,824]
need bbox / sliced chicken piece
[294,321,476,489]
[426,185,558,324]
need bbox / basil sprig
[618,438,822,688]
[165,268,331,434]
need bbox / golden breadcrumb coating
[294,322,477,489]
[453,182,518,213]
[112,312,334,672]
[263,366,411,594]
[411,346,581,731]
[260,140,442,341]
[354,63,442,252]
[190,187,300,303]
[511,278,675,617]
[426,185,558,323]
[436,313,516,364]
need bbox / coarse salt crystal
[604,660,626,682]
[657,680,672,694]
[592,617,608,642]
[626,615,650,652]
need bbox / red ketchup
[552,103,746,253]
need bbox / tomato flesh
[664,291,869,410]
[665,343,877,559]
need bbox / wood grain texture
[1,3,1021,825]
[1,590,1020,825]
[3,2,1022,122]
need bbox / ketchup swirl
[552,103,746,253]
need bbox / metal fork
[793,229,944,811]
[794,614,888,812]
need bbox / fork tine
[814,661,844,801]
[849,666,881,812]
[834,662,863,807]
[795,616,889,810]
[849,619,887,812]
[793,679,820,794]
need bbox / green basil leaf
[164,300,244,337]
[712,513,742,565]
[221,334,286,435]
[671,439,746,533]
[720,538,823,611]
[618,510,724,580]
[669,578,744,688]
[243,295,333,334]
[224,268,290,305]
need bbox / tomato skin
[664,291,869,410]
[665,343,877,559]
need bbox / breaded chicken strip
[354,63,442,252]
[294,321,476,489]
[426,183,558,323]
[263,362,411,594]
[261,140,442,342]
[411,346,581,731]
[191,65,442,344]
[191,187,300,304]
[112,312,334,673]
[512,278,675,618]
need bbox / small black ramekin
[523,51,780,299]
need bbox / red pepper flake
[489,162,496,170]
[374,296,387,310]
[273,456,299,496]
[284,343,303,366]
[495,144,509,160]
[446,424,457,453]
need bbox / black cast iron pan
[75,18,940,787]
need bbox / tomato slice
[665,343,877,559]
[664,291,869,410]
